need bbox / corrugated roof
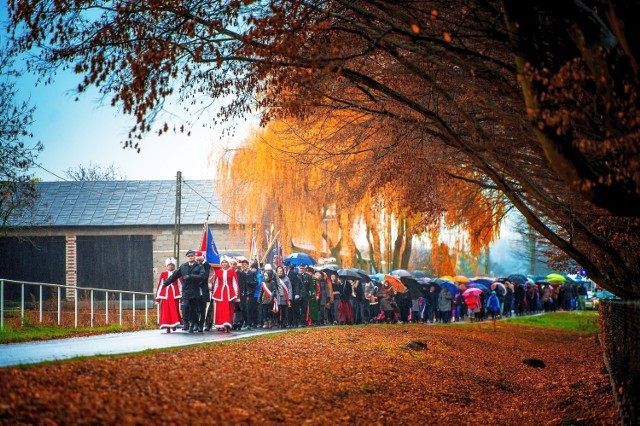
[8,180,234,227]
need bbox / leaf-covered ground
[0,323,618,425]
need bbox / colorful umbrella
[453,275,470,283]
[384,274,407,293]
[468,283,490,292]
[439,275,455,282]
[463,287,483,297]
[545,273,567,283]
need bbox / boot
[182,321,190,331]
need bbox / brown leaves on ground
[0,323,618,425]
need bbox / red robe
[156,270,182,329]
[212,267,239,329]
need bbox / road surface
[0,327,286,367]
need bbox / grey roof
[8,180,233,227]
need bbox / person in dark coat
[427,285,440,323]
[164,250,207,333]
[195,251,211,332]
[242,261,259,329]
[285,262,302,327]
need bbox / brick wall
[65,235,77,300]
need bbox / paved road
[0,328,286,367]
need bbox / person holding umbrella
[379,279,397,323]
[463,288,482,322]
[438,286,454,323]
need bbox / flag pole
[260,230,281,265]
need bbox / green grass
[503,310,599,334]
[0,321,137,344]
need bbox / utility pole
[173,171,182,259]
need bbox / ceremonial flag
[277,241,283,267]
[200,220,221,266]
[249,228,258,264]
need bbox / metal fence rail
[0,278,158,330]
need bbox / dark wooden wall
[0,235,153,300]
[0,236,66,300]
[76,235,153,292]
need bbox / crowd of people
[155,251,591,333]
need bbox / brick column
[66,235,77,300]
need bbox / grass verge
[502,310,599,333]
[0,320,154,344]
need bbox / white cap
[264,264,273,271]
[165,257,177,266]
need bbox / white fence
[0,278,158,330]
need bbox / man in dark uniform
[195,251,211,332]
[285,262,302,327]
[299,266,314,326]
[240,260,258,330]
[164,250,206,333]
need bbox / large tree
[0,51,41,233]
[7,0,639,297]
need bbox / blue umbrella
[470,278,493,286]
[433,279,459,296]
[284,252,317,266]
[370,273,386,282]
[468,283,490,292]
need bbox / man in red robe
[212,258,239,332]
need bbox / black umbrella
[400,276,424,299]
[353,269,371,282]
[507,274,527,285]
[318,264,341,274]
[338,268,363,281]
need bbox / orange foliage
[218,110,505,270]
[0,325,619,424]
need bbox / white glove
[295,295,300,300]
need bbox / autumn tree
[0,51,41,234]
[7,0,640,298]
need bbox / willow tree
[8,0,639,297]
[218,107,505,270]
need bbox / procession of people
[155,250,589,333]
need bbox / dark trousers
[184,297,200,328]
[204,302,213,327]
[353,299,367,324]
[298,299,308,325]
[249,297,260,326]
[196,297,208,328]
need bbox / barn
[0,180,243,300]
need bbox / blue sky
[19,71,251,181]
[2,6,253,182]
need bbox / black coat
[165,261,206,299]
[199,262,211,302]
